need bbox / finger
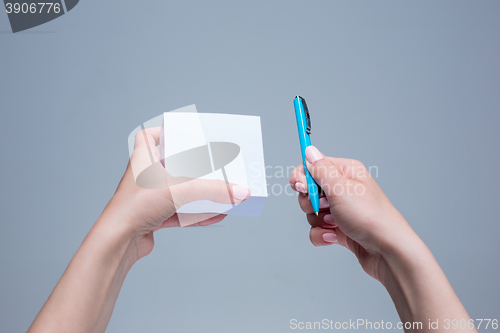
[187,214,227,227]
[306,212,338,229]
[134,127,161,149]
[179,212,222,227]
[333,227,362,256]
[298,193,331,214]
[305,146,350,200]
[132,127,162,164]
[289,149,326,194]
[170,179,251,208]
[290,165,326,197]
[157,213,227,229]
[298,193,313,214]
[309,227,338,246]
[157,214,179,229]
[289,164,308,194]
[129,127,163,181]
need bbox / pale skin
[289,145,477,333]
[28,129,476,332]
[28,127,251,333]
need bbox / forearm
[380,225,476,333]
[28,214,137,333]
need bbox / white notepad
[127,104,268,226]
[160,108,268,218]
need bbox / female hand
[28,126,251,333]
[289,145,415,281]
[289,146,476,332]
[102,127,251,261]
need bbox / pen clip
[300,96,311,134]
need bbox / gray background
[1,1,499,332]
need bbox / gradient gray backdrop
[1,1,499,332]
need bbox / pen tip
[315,211,319,216]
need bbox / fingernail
[322,232,337,243]
[294,182,307,194]
[319,197,330,209]
[305,146,323,164]
[232,186,250,200]
[323,214,337,226]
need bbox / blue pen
[294,96,320,215]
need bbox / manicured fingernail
[305,146,323,164]
[232,186,250,200]
[323,214,337,226]
[322,232,337,243]
[319,197,330,209]
[294,182,307,194]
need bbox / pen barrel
[294,97,320,213]
[294,98,310,162]
[304,162,320,211]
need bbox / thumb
[305,146,349,200]
[169,178,251,209]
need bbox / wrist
[92,205,141,266]
[367,208,420,262]
[362,208,429,285]
[376,223,473,329]
[378,226,431,288]
[28,207,140,333]
[375,212,429,281]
